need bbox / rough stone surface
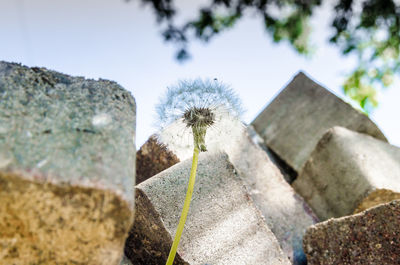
[125,153,291,265]
[354,188,400,213]
[251,72,387,172]
[158,121,317,264]
[0,61,136,264]
[304,200,400,265]
[124,135,180,263]
[293,126,400,220]
[120,254,133,265]
[247,125,297,184]
[225,127,318,265]
[136,135,179,184]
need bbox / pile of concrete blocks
[129,72,399,264]
[251,72,400,264]
[251,72,400,219]
[1,60,399,264]
[127,153,291,265]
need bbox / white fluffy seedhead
[155,78,245,158]
[156,79,244,128]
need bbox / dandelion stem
[166,146,200,265]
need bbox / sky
[1,0,399,148]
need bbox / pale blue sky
[1,0,399,147]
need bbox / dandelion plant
[155,79,243,265]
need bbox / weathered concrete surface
[136,135,179,184]
[159,120,317,264]
[304,200,400,265]
[247,125,297,184]
[0,61,136,264]
[225,127,318,265]
[125,153,291,265]
[120,254,133,265]
[251,72,387,172]
[354,188,400,213]
[293,126,400,220]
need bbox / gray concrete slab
[0,61,136,264]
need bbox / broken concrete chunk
[293,126,400,220]
[126,152,291,265]
[157,121,317,264]
[251,72,387,172]
[0,61,136,264]
[303,200,400,265]
[136,135,179,184]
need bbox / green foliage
[330,0,400,112]
[134,0,400,113]
[343,68,378,114]
[264,8,312,54]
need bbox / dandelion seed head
[155,78,245,157]
[155,79,244,129]
[183,107,215,129]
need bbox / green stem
[166,146,200,265]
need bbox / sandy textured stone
[0,61,136,264]
[158,122,317,264]
[354,188,400,213]
[136,135,179,184]
[251,72,387,172]
[293,127,400,220]
[304,200,400,265]
[125,153,290,265]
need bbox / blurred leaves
[134,0,400,113]
[136,0,321,61]
[331,0,400,113]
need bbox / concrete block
[303,200,400,265]
[293,126,400,220]
[251,72,387,172]
[158,121,317,264]
[126,152,290,265]
[136,135,179,184]
[226,127,318,264]
[0,61,136,264]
